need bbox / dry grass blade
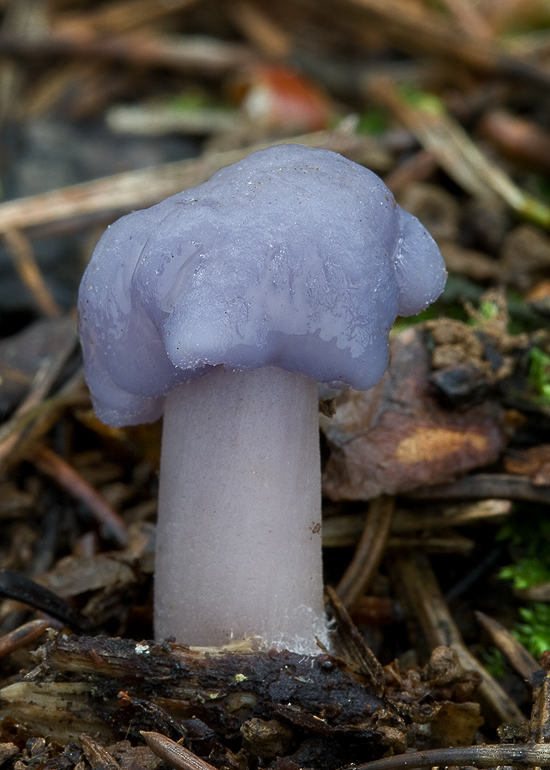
[393,552,524,724]
[323,516,475,552]
[228,0,291,58]
[438,0,494,41]
[0,32,255,76]
[3,229,61,318]
[388,532,474,554]
[326,585,385,695]
[339,0,550,87]
[323,501,511,547]
[106,104,241,136]
[0,369,88,467]
[339,0,499,70]
[475,610,540,680]
[56,0,198,35]
[0,320,78,471]
[29,443,129,548]
[336,495,394,609]
[0,129,389,234]
[369,77,550,228]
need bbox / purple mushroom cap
[79,144,446,427]
[78,144,447,650]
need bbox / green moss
[356,108,387,135]
[397,83,446,116]
[497,505,550,558]
[513,604,550,659]
[479,299,500,322]
[499,558,550,591]
[528,346,550,405]
[497,507,550,659]
[481,646,506,679]
[167,92,212,110]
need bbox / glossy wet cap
[78,144,446,426]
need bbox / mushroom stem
[154,365,327,652]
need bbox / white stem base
[154,366,326,653]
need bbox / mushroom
[78,144,446,653]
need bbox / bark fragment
[0,630,483,766]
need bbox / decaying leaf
[321,324,509,501]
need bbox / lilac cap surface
[78,144,446,426]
